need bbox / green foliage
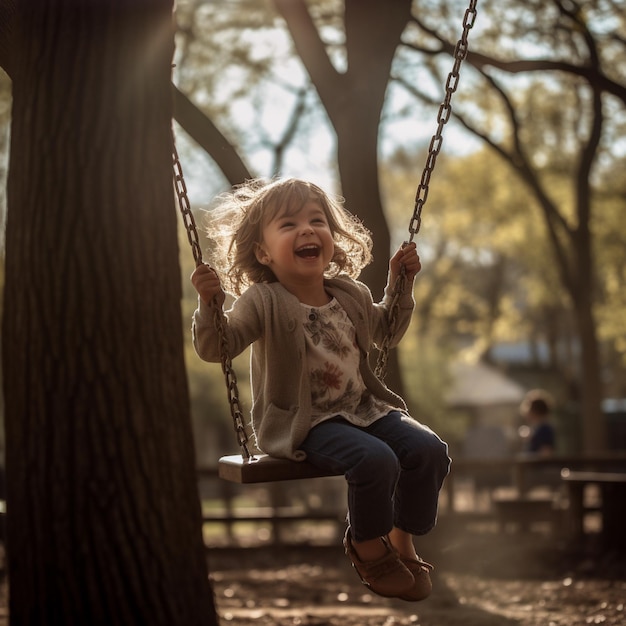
[381,134,624,388]
[383,146,561,348]
[398,328,470,454]
[594,154,626,366]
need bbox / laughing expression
[256,200,336,287]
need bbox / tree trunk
[335,107,388,293]
[2,2,217,624]
[575,302,606,453]
[335,0,413,393]
[274,0,412,394]
[572,207,606,452]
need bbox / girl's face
[255,199,335,287]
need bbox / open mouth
[295,244,321,259]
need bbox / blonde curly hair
[203,178,373,296]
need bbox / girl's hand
[191,264,226,308]
[389,242,421,285]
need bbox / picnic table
[561,469,626,550]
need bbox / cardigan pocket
[256,403,307,461]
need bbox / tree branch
[263,87,308,176]
[172,85,252,185]
[394,63,577,295]
[570,0,604,239]
[273,0,342,115]
[405,14,626,106]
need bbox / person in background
[519,389,556,456]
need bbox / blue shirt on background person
[519,389,556,457]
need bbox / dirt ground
[208,519,626,626]
[0,519,623,624]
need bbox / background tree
[397,0,626,452]
[382,147,580,450]
[0,2,217,623]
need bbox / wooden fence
[197,452,626,548]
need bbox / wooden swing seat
[218,454,341,484]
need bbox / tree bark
[2,2,217,623]
[0,0,15,77]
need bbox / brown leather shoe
[397,556,434,602]
[343,527,414,598]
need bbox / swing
[173,1,477,484]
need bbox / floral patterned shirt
[301,299,399,428]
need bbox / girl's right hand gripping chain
[191,264,226,308]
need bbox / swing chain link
[173,149,204,268]
[212,306,253,460]
[377,0,477,380]
[172,148,253,460]
[374,270,407,381]
[407,0,478,243]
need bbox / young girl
[191,178,450,602]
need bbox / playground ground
[0,519,624,624]
[208,518,626,626]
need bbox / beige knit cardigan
[192,275,415,461]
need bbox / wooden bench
[492,493,560,533]
[561,469,626,550]
[443,453,626,512]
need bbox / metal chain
[375,0,478,380]
[173,149,204,268]
[407,0,477,243]
[173,147,253,460]
[374,271,407,380]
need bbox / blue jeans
[299,411,450,542]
